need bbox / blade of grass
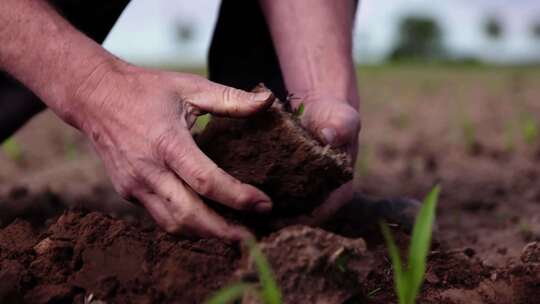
[406,185,440,304]
[246,239,282,304]
[380,185,441,304]
[294,103,305,118]
[380,223,407,304]
[205,283,253,304]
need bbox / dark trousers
[0,0,286,142]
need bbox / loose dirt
[1,67,540,303]
[197,85,352,218]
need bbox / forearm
[259,0,359,107]
[0,0,119,127]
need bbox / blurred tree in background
[175,22,195,43]
[484,16,504,40]
[388,16,445,62]
[532,21,540,40]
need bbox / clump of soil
[197,85,353,217]
[240,226,371,304]
[0,211,241,304]
[0,211,373,304]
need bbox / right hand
[69,61,274,241]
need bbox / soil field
[1,65,540,303]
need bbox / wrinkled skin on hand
[73,63,275,240]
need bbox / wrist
[63,56,132,131]
[287,70,360,111]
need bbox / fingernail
[321,128,337,145]
[252,91,273,103]
[254,201,272,213]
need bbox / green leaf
[406,185,440,304]
[522,116,539,146]
[380,222,407,304]
[246,239,282,304]
[380,185,441,304]
[2,137,22,162]
[294,103,305,118]
[205,283,253,304]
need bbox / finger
[159,129,272,213]
[181,186,254,241]
[135,190,177,229]
[187,81,274,118]
[307,182,354,225]
[271,182,354,229]
[137,165,253,241]
[303,101,360,148]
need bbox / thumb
[302,101,361,148]
[189,80,275,117]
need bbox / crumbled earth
[197,85,352,217]
[0,211,241,304]
[2,67,540,303]
[240,226,371,304]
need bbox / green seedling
[2,137,23,163]
[294,103,305,118]
[380,185,440,304]
[521,115,539,146]
[205,239,282,304]
[205,283,254,304]
[193,114,211,133]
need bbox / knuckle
[163,221,183,234]
[166,211,192,234]
[191,170,214,197]
[154,130,180,158]
[115,179,139,201]
[220,87,241,113]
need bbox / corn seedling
[2,137,23,163]
[194,114,211,133]
[380,185,440,304]
[521,115,539,146]
[205,239,282,304]
[294,103,305,118]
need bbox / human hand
[279,95,361,227]
[71,63,274,240]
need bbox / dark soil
[2,67,540,303]
[197,85,352,217]
[0,211,241,304]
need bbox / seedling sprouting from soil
[205,239,283,304]
[2,137,23,163]
[205,283,254,304]
[192,113,211,133]
[294,103,305,118]
[521,115,539,146]
[380,185,440,304]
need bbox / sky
[103,0,540,66]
